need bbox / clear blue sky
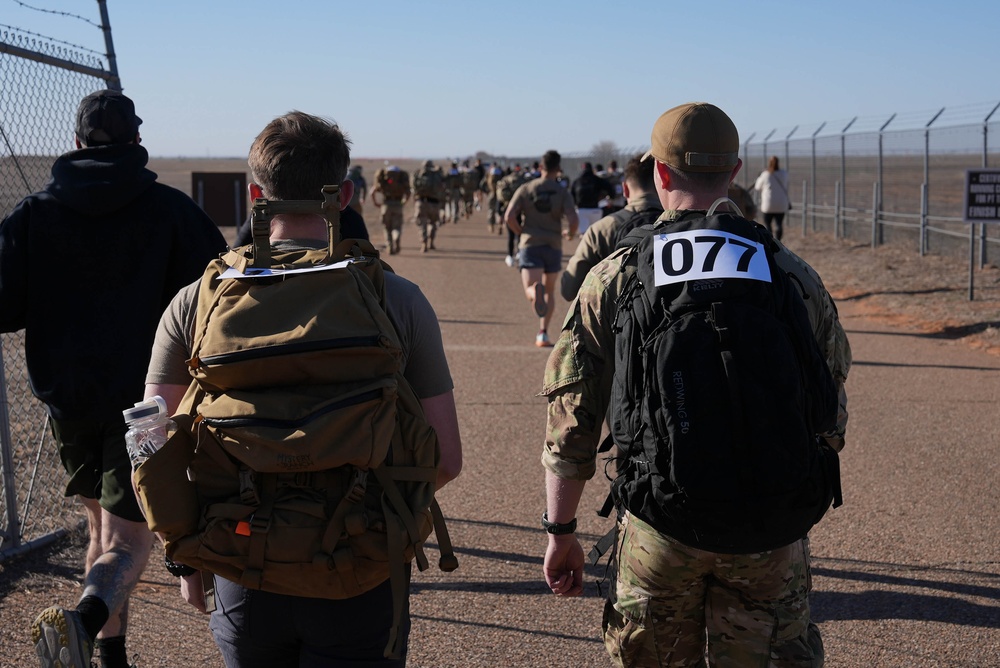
[7,0,999,158]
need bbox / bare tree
[590,140,619,168]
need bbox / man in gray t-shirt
[143,112,462,668]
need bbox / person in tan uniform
[503,150,579,347]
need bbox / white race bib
[652,230,771,286]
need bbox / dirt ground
[1,198,998,667]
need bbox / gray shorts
[518,244,562,273]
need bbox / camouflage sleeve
[560,216,616,302]
[772,242,853,449]
[540,255,624,480]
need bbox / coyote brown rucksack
[413,167,445,200]
[134,186,456,658]
[376,167,410,200]
[497,171,528,206]
[460,169,480,194]
[597,202,841,556]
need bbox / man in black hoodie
[0,89,227,668]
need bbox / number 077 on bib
[653,230,772,287]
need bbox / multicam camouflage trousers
[414,199,442,245]
[380,200,404,253]
[603,512,823,668]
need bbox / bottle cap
[122,395,168,424]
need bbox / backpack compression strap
[223,185,342,272]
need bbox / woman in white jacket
[754,155,790,240]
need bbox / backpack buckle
[344,468,368,504]
[239,469,259,505]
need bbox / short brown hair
[542,150,561,172]
[248,111,351,200]
[624,152,654,191]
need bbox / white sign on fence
[963,169,1000,223]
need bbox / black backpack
[599,210,841,554]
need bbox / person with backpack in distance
[0,89,227,668]
[755,155,791,240]
[411,159,447,252]
[371,163,411,254]
[496,164,529,265]
[138,111,462,667]
[560,153,663,302]
[539,102,850,667]
[503,150,579,348]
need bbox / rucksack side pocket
[134,423,199,542]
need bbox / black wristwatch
[163,554,197,577]
[541,512,577,535]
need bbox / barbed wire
[0,22,104,58]
[7,0,103,29]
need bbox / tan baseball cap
[641,102,739,173]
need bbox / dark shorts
[48,416,145,522]
[518,244,562,273]
[210,574,410,668]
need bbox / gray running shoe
[32,606,93,668]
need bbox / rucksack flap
[607,212,839,553]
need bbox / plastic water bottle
[123,395,175,470]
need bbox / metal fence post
[840,117,857,240]
[923,108,945,254]
[872,181,879,249]
[784,126,798,182]
[980,102,1000,267]
[811,123,825,232]
[0,346,21,552]
[742,133,756,189]
[920,182,928,256]
[802,179,808,235]
[763,129,776,175]
[835,180,841,239]
[877,114,895,246]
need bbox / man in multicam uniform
[539,102,851,667]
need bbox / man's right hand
[544,534,585,597]
[181,571,208,613]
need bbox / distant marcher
[0,89,226,668]
[599,159,626,215]
[412,159,447,252]
[504,150,578,347]
[755,155,790,239]
[371,164,411,254]
[570,162,613,235]
[496,165,529,266]
[560,153,663,301]
[346,164,368,215]
[485,164,505,233]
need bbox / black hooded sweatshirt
[0,143,227,420]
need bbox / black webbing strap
[239,185,342,270]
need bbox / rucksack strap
[241,474,278,590]
[224,185,343,271]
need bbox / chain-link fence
[735,105,1000,266]
[1,20,118,560]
